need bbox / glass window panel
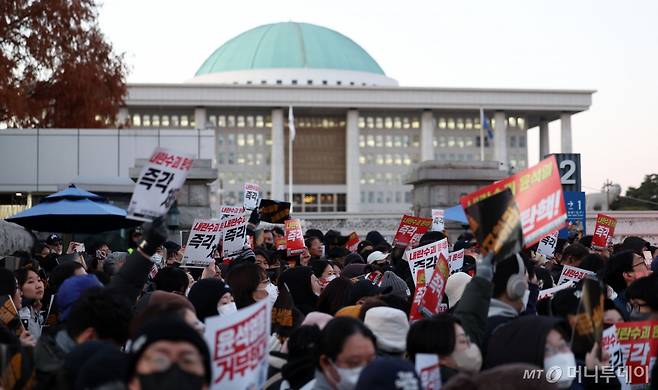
[384,117,393,128]
[217,134,224,146]
[228,152,235,164]
[457,137,465,148]
[367,117,374,128]
[510,135,517,148]
[209,115,217,126]
[180,115,189,127]
[508,117,517,128]
[376,154,384,165]
[375,135,383,147]
[367,135,375,147]
[376,192,384,203]
[402,117,410,129]
[465,118,473,129]
[394,135,402,147]
[246,115,254,127]
[255,115,264,127]
[519,135,526,147]
[395,154,402,165]
[368,191,375,203]
[237,154,245,164]
[237,116,245,127]
[403,154,411,165]
[448,136,455,147]
[396,192,402,203]
[359,155,366,164]
[359,135,366,148]
[366,154,374,165]
[385,154,393,165]
[433,137,438,147]
[142,115,151,127]
[411,135,420,147]
[217,115,226,127]
[465,137,474,147]
[517,118,526,129]
[439,136,446,148]
[375,117,383,128]
[171,115,179,127]
[255,134,264,146]
[385,135,393,148]
[411,118,420,128]
[132,114,141,126]
[456,118,464,129]
[358,117,366,128]
[438,117,447,129]
[402,135,410,147]
[393,117,402,128]
[447,118,455,129]
[405,192,412,203]
[161,115,170,127]
[151,115,160,127]
[265,116,272,127]
[227,115,235,127]
[237,134,245,146]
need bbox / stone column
[420,110,434,161]
[346,109,360,212]
[560,113,573,153]
[194,107,206,129]
[270,109,285,200]
[493,111,508,170]
[539,121,550,159]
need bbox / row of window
[241,79,372,87]
[217,132,271,147]
[360,191,412,204]
[218,172,270,185]
[357,115,526,131]
[131,113,194,128]
[287,117,346,129]
[209,115,271,128]
[359,154,417,166]
[359,134,421,149]
[286,193,347,213]
[358,116,421,129]
[217,152,270,166]
[361,172,408,185]
[436,116,526,130]
[433,135,526,149]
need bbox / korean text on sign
[591,214,617,249]
[204,299,271,389]
[416,353,441,390]
[221,215,247,258]
[431,209,445,232]
[183,219,222,267]
[615,321,658,385]
[128,147,194,221]
[557,265,595,286]
[537,231,559,259]
[406,239,449,284]
[285,219,305,255]
[420,253,450,317]
[460,155,566,247]
[393,215,432,248]
[243,183,260,210]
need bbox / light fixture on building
[167,201,180,230]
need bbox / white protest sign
[537,231,559,259]
[407,239,449,284]
[221,214,247,258]
[205,299,270,390]
[538,281,575,300]
[182,219,222,267]
[557,265,595,286]
[447,249,464,274]
[220,205,245,219]
[602,325,630,390]
[128,147,194,221]
[431,209,445,232]
[416,353,441,390]
[243,183,260,210]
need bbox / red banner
[616,321,658,385]
[285,219,305,255]
[419,253,451,317]
[591,214,617,249]
[460,155,566,247]
[409,270,427,322]
[393,215,432,248]
[345,232,360,253]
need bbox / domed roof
[195,22,386,76]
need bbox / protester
[279,325,323,389]
[363,307,408,357]
[624,272,658,320]
[445,272,472,310]
[306,236,324,259]
[354,357,421,390]
[317,277,353,316]
[226,262,272,309]
[14,268,46,339]
[604,250,651,319]
[280,266,321,315]
[46,234,64,255]
[152,267,189,295]
[311,259,337,289]
[163,240,183,267]
[187,278,235,322]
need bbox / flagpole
[288,107,294,204]
[479,108,485,161]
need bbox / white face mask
[544,352,576,388]
[522,289,530,311]
[452,343,482,373]
[265,282,279,306]
[218,302,237,316]
[150,254,163,265]
[326,274,337,283]
[332,362,365,390]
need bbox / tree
[0,0,127,128]
[611,174,658,210]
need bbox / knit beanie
[380,271,411,300]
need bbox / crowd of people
[1,214,658,390]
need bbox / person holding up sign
[603,250,651,320]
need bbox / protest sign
[409,270,427,322]
[602,325,630,389]
[345,232,360,253]
[571,278,604,357]
[275,236,286,251]
[258,199,291,224]
[557,265,596,286]
[221,214,247,258]
[460,155,566,247]
[415,353,441,390]
[407,239,449,284]
[243,183,260,210]
[462,188,523,264]
[0,295,24,336]
[538,281,575,300]
[205,299,270,389]
[447,249,464,274]
[591,214,617,250]
[182,219,222,267]
[616,321,658,385]
[393,215,432,248]
[431,209,445,232]
[128,147,193,221]
[559,191,586,239]
[420,253,450,317]
[285,219,305,256]
[537,231,559,259]
[220,206,245,218]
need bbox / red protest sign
[285,219,305,255]
[345,232,360,253]
[460,155,566,247]
[409,270,427,322]
[615,321,658,385]
[419,253,451,317]
[591,214,617,249]
[393,215,432,248]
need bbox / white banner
[182,219,222,267]
[431,209,445,232]
[415,353,441,390]
[537,231,559,259]
[243,183,260,210]
[602,325,630,390]
[128,147,194,221]
[447,249,464,274]
[204,300,270,390]
[557,265,595,285]
[221,214,247,258]
[406,238,449,284]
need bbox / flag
[480,108,493,140]
[288,106,296,142]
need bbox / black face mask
[138,364,205,390]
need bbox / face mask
[326,274,337,283]
[452,343,482,372]
[218,302,237,316]
[630,311,651,321]
[265,282,279,306]
[544,352,576,389]
[522,290,530,311]
[138,364,205,390]
[150,254,163,265]
[331,362,365,390]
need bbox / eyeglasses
[632,261,649,271]
[626,302,649,313]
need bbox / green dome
[195,22,386,76]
